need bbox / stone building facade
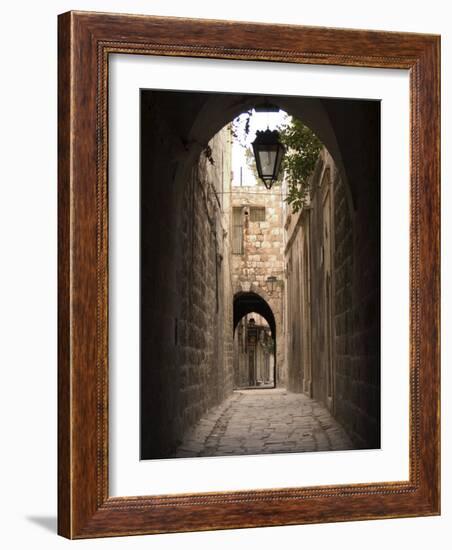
[284,148,380,449]
[231,187,286,386]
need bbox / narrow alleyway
[173,389,353,458]
[140,92,381,459]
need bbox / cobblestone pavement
[173,389,354,458]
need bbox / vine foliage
[277,117,322,213]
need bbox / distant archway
[233,292,276,340]
[233,292,277,388]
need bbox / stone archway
[233,291,277,389]
[233,291,276,338]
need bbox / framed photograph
[58,11,440,538]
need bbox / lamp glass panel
[258,149,277,177]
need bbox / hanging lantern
[266,275,278,294]
[251,129,285,190]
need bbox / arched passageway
[233,293,277,389]
[233,292,276,338]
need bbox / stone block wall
[285,220,307,395]
[284,147,380,449]
[334,164,381,449]
[178,128,235,434]
[231,187,286,386]
[140,93,234,458]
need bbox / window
[232,207,243,254]
[250,206,265,222]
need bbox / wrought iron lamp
[251,129,285,190]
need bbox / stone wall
[140,97,234,458]
[231,187,286,386]
[178,127,235,435]
[284,148,380,449]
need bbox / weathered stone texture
[232,188,286,386]
[173,389,353,458]
[178,130,234,436]
[140,95,234,458]
[284,145,380,450]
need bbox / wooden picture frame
[58,11,440,538]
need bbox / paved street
[173,388,354,458]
